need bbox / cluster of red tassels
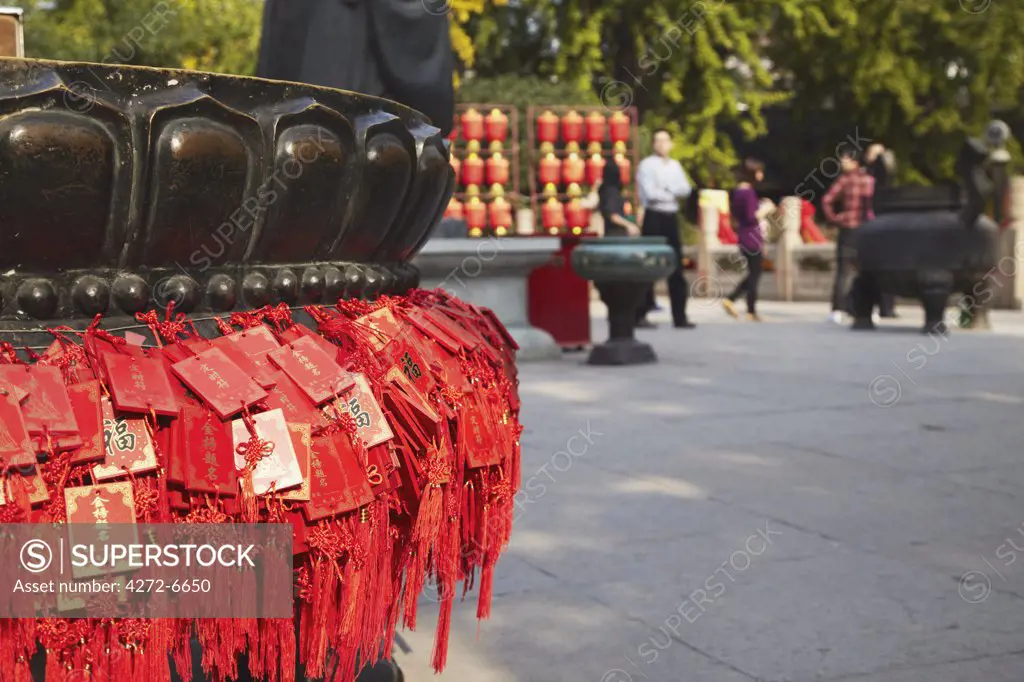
[0,287,522,682]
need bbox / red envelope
[305,432,375,521]
[171,347,268,420]
[421,307,482,351]
[92,399,159,481]
[384,340,436,396]
[277,324,341,360]
[403,308,461,354]
[384,367,440,425]
[168,488,191,511]
[366,443,399,493]
[462,394,503,469]
[279,423,312,502]
[100,352,179,416]
[0,365,78,436]
[333,373,394,448]
[287,509,309,556]
[231,408,302,496]
[430,350,473,394]
[1,469,50,506]
[18,469,50,505]
[477,306,519,350]
[212,326,281,389]
[64,481,137,524]
[355,307,405,352]
[66,381,106,465]
[268,336,355,405]
[183,402,237,497]
[0,378,28,404]
[262,371,330,432]
[0,394,35,470]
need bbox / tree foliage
[769,0,1024,184]
[23,0,263,76]
[464,0,1024,185]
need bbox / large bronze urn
[0,57,454,345]
[0,58,462,682]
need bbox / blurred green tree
[768,0,1024,184]
[23,0,263,76]
[463,0,1024,185]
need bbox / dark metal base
[586,339,657,366]
[851,317,875,331]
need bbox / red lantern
[448,116,459,142]
[485,108,508,142]
[462,153,484,187]
[561,110,583,143]
[566,198,589,231]
[615,152,631,185]
[486,152,509,186]
[586,153,606,186]
[536,110,559,144]
[562,152,585,186]
[489,196,512,235]
[541,197,565,234]
[465,197,487,236]
[460,108,484,141]
[585,111,607,144]
[444,196,464,220]
[609,110,630,143]
[538,153,561,186]
[450,155,461,186]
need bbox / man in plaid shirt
[822,151,876,323]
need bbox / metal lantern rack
[447,103,521,237]
[525,104,641,237]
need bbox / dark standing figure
[635,129,695,329]
[256,0,455,136]
[598,158,639,238]
[864,143,897,318]
[722,159,766,322]
[822,150,876,325]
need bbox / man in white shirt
[635,128,695,329]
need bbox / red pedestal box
[527,236,593,349]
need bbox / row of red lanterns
[451,151,509,187]
[455,108,510,142]
[444,195,515,237]
[454,108,633,145]
[443,195,610,236]
[536,109,631,145]
[451,147,633,190]
[537,148,632,188]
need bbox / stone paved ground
[395,299,1024,682]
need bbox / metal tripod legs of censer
[571,237,676,365]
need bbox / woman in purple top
[723,158,767,321]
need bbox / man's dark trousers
[831,227,857,313]
[638,209,689,326]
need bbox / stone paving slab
[395,300,1024,682]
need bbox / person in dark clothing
[598,158,639,238]
[722,158,767,321]
[635,129,695,329]
[862,144,897,318]
[256,0,455,136]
